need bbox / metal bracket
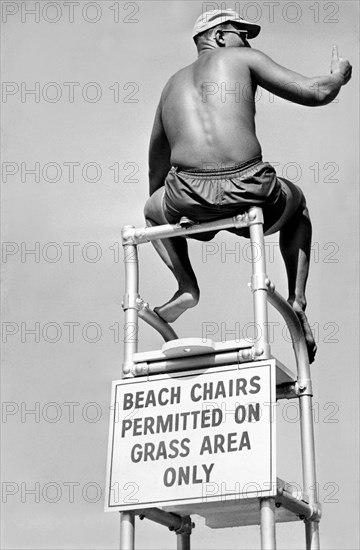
[133,362,149,376]
[276,380,313,399]
[178,216,197,229]
[297,379,313,396]
[250,274,267,292]
[174,515,194,536]
[237,347,264,364]
[232,212,249,228]
[121,225,147,245]
[301,502,322,522]
[250,274,275,293]
[237,344,267,362]
[121,225,136,245]
[136,296,150,310]
[247,207,264,226]
[122,293,141,311]
[238,348,254,362]
[255,343,270,360]
[304,502,322,522]
[122,361,135,378]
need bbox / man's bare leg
[144,189,199,322]
[267,179,317,363]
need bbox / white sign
[105,361,276,511]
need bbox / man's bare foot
[154,288,199,323]
[289,300,317,363]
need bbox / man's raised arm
[248,46,351,106]
[148,101,172,196]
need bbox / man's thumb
[331,44,339,62]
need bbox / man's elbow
[311,87,339,107]
[304,79,341,107]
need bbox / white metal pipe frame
[116,206,320,550]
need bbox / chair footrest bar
[137,298,178,342]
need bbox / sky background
[1,1,359,549]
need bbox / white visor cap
[193,9,261,40]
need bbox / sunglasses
[221,30,249,41]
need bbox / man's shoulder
[202,48,263,77]
[198,48,265,73]
[169,62,195,82]
[221,47,264,63]
[161,64,195,95]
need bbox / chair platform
[132,338,296,385]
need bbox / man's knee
[280,178,308,217]
[144,192,161,219]
[144,189,168,224]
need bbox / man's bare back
[161,48,261,168]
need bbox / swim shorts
[163,156,287,237]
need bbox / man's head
[193,9,261,52]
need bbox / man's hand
[330,45,352,85]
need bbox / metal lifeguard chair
[105,206,321,550]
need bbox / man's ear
[214,30,226,47]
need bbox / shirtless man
[144,9,352,363]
